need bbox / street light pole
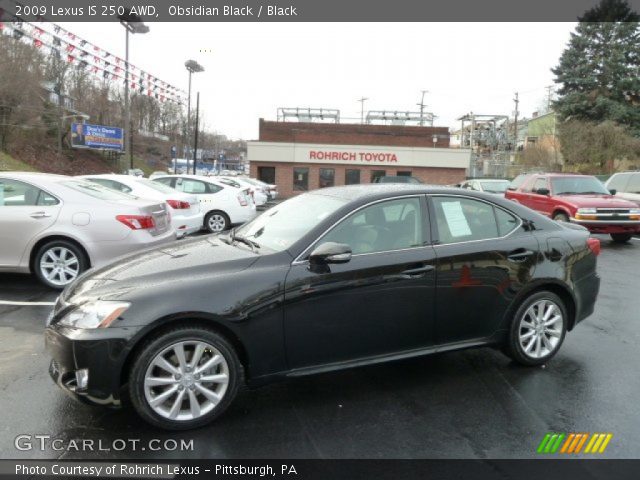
[193,92,200,175]
[184,60,204,173]
[118,11,149,172]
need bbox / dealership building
[248,119,471,198]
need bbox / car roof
[307,183,473,201]
[0,171,71,186]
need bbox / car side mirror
[536,188,550,196]
[609,189,617,195]
[309,242,352,265]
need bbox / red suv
[505,173,640,243]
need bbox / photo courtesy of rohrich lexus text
[0,0,639,478]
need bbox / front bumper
[45,325,135,407]
[570,218,640,234]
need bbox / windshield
[234,193,348,252]
[551,176,610,195]
[135,178,177,194]
[480,180,509,193]
[62,180,138,200]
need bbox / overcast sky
[59,22,576,140]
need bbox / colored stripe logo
[537,433,613,454]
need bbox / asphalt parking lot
[1,234,639,460]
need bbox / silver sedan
[0,172,176,289]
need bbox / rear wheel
[129,327,243,430]
[204,211,230,233]
[504,291,567,366]
[34,240,88,289]
[610,233,632,243]
[553,212,569,223]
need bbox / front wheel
[610,233,632,243]
[553,212,569,223]
[204,211,230,233]
[504,291,567,366]
[129,327,243,430]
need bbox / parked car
[0,172,175,289]
[46,184,600,429]
[605,171,640,206]
[217,176,268,207]
[373,175,423,184]
[126,168,145,177]
[460,179,510,196]
[247,178,279,200]
[505,173,640,243]
[80,174,203,237]
[152,174,255,232]
[149,171,169,180]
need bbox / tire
[204,211,230,233]
[503,291,567,366]
[611,233,632,243]
[553,212,569,223]
[34,240,88,290]
[128,326,243,430]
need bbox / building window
[345,169,360,185]
[293,168,309,191]
[258,166,275,185]
[319,168,335,188]
[397,171,412,177]
[371,170,386,183]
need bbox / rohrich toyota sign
[309,150,398,163]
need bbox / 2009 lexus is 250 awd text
[45,184,601,430]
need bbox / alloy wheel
[518,299,564,359]
[143,341,229,421]
[208,214,227,232]
[39,247,80,286]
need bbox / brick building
[248,119,470,198]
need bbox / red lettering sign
[308,151,397,163]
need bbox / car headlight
[577,208,597,214]
[58,301,130,329]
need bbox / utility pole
[417,90,428,126]
[513,92,520,152]
[545,85,554,112]
[358,97,368,124]
[192,92,200,175]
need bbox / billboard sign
[71,123,124,151]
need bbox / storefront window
[319,168,335,188]
[345,169,360,185]
[397,171,412,177]
[258,166,276,185]
[371,170,386,183]
[293,168,309,191]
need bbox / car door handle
[507,249,535,262]
[30,211,51,219]
[401,265,435,277]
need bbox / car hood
[63,236,258,302]
[555,194,639,208]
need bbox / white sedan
[217,176,268,207]
[80,174,203,237]
[152,175,256,232]
[0,172,175,289]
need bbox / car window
[87,178,132,193]
[508,174,529,191]
[135,178,177,194]
[0,179,58,206]
[432,196,506,244]
[62,180,138,201]
[175,178,207,194]
[495,207,519,236]
[320,197,424,255]
[533,178,547,192]
[153,177,175,187]
[624,173,640,194]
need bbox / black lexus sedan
[45,184,601,430]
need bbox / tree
[552,0,640,135]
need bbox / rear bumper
[573,271,601,327]
[231,205,257,225]
[570,218,640,234]
[173,211,204,236]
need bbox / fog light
[75,369,89,390]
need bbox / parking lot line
[0,300,55,306]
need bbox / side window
[321,197,424,255]
[533,178,547,193]
[432,197,500,244]
[624,173,640,194]
[495,207,519,236]
[206,183,223,194]
[0,179,57,206]
[606,173,630,192]
[153,177,174,187]
[175,178,207,194]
